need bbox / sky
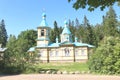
[0,0,120,37]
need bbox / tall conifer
[0,19,8,47]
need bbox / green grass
[34,62,89,72]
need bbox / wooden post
[73,46,75,62]
[47,48,49,63]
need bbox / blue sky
[0,0,120,37]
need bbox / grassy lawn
[34,62,89,72]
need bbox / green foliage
[2,29,37,74]
[54,21,60,41]
[94,24,104,46]
[88,37,120,74]
[49,29,56,42]
[0,19,8,47]
[75,16,97,46]
[68,0,120,11]
[68,20,76,42]
[103,6,118,37]
[49,21,62,43]
[3,35,25,74]
[17,29,37,47]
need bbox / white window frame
[75,50,78,56]
[81,49,85,56]
[55,51,59,56]
[50,51,53,57]
[64,48,70,56]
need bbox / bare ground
[0,74,120,80]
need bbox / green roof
[74,42,94,47]
[39,12,48,27]
[28,41,94,52]
[60,41,73,45]
[62,26,71,34]
[28,47,35,52]
[62,20,71,34]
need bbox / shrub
[88,37,120,74]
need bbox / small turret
[61,20,71,35]
[61,20,72,43]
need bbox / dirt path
[0,74,120,80]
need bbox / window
[38,50,43,57]
[65,35,69,41]
[50,51,53,56]
[46,30,48,35]
[81,49,85,55]
[41,29,44,36]
[64,48,70,56]
[75,50,78,56]
[55,51,59,56]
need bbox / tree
[17,29,37,49]
[54,21,60,42]
[103,6,118,37]
[49,29,56,43]
[80,16,97,45]
[83,15,89,27]
[81,16,90,43]
[88,36,120,74]
[75,18,80,28]
[68,0,120,11]
[58,26,63,42]
[87,25,96,45]
[94,24,104,46]
[5,35,17,65]
[75,24,84,42]
[3,29,37,74]
[49,21,62,43]
[0,19,8,47]
[68,20,76,42]
[3,35,22,73]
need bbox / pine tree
[82,16,96,45]
[103,6,118,37]
[94,24,104,46]
[87,25,96,45]
[83,15,89,27]
[75,18,80,28]
[82,15,90,43]
[49,21,62,43]
[58,26,63,42]
[75,24,84,42]
[0,19,8,47]
[68,20,76,42]
[54,21,60,41]
[4,35,17,70]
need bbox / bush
[88,37,120,74]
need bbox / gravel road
[0,74,120,80]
